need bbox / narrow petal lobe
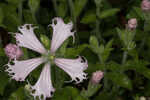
[50,17,75,53]
[54,56,88,83]
[15,24,46,54]
[6,57,44,81]
[30,62,55,100]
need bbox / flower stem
[52,0,58,16]
[68,0,76,24]
[98,54,104,64]
[139,21,148,51]
[31,12,37,24]
[95,5,102,42]
[18,2,23,24]
[139,37,146,51]
[122,51,128,64]
[68,0,78,43]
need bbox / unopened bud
[91,71,104,84]
[4,43,23,59]
[141,0,150,12]
[127,18,137,30]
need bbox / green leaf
[106,72,132,90]
[0,7,4,24]
[81,82,102,97]
[74,95,88,100]
[52,86,79,100]
[23,10,35,24]
[124,60,150,79]
[86,63,103,74]
[0,72,9,95]
[133,7,145,20]
[89,37,113,63]
[90,36,99,47]
[99,45,104,54]
[94,91,116,100]
[4,14,21,31]
[2,4,21,31]
[99,39,113,62]
[58,2,67,17]
[144,21,150,32]
[116,28,136,50]
[58,0,67,2]
[128,49,139,60]
[105,61,122,72]
[126,6,145,20]
[89,36,99,53]
[94,0,102,6]
[81,10,96,24]
[74,0,87,17]
[7,0,23,6]
[105,39,113,49]
[116,28,122,40]
[98,8,120,19]
[65,44,89,57]
[8,87,26,100]
[28,0,40,14]
[0,48,5,56]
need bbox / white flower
[6,17,88,100]
[30,62,55,100]
[15,24,46,54]
[50,17,75,53]
[6,57,44,81]
[54,56,88,83]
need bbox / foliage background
[0,0,150,100]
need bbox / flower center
[42,51,55,63]
[49,55,54,61]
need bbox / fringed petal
[15,24,46,54]
[6,57,44,81]
[54,56,88,83]
[50,17,75,53]
[30,62,55,100]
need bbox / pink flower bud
[127,18,137,30]
[5,43,23,59]
[141,0,150,12]
[91,71,104,84]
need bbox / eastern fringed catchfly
[5,17,88,100]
